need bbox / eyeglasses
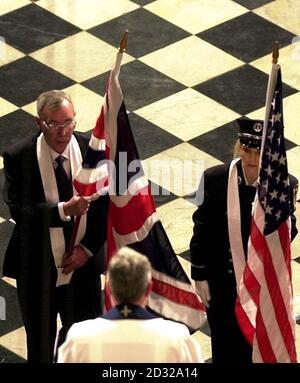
[42,119,76,130]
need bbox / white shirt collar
[48,144,71,164]
[241,161,257,187]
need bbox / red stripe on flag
[251,221,296,362]
[236,225,261,344]
[235,296,255,344]
[242,256,261,308]
[152,277,205,312]
[110,189,156,235]
[93,106,105,139]
[73,178,108,197]
[278,222,292,274]
[73,179,97,196]
[255,308,277,362]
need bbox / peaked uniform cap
[237,117,263,150]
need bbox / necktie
[55,155,73,202]
[55,155,73,250]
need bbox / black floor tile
[233,0,275,10]
[0,170,10,220]
[0,221,14,277]
[294,256,300,264]
[0,3,81,54]
[149,181,178,208]
[82,60,185,111]
[0,279,23,336]
[0,57,75,107]
[178,250,191,262]
[0,109,37,155]
[199,320,211,338]
[194,65,297,115]
[183,189,205,207]
[88,8,190,57]
[129,113,182,159]
[198,12,295,63]
[284,138,298,151]
[0,345,26,363]
[131,0,156,5]
[189,120,240,164]
[81,74,107,98]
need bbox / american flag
[236,63,297,362]
[103,50,206,331]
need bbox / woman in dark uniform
[190,118,298,363]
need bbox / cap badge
[253,122,263,132]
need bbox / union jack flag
[67,82,109,258]
[73,106,109,198]
[102,50,206,331]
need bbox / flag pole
[260,42,280,158]
[65,31,129,261]
[119,30,128,53]
[272,41,279,63]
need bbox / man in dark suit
[2,90,108,362]
[190,118,298,363]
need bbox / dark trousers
[207,275,252,364]
[17,258,102,363]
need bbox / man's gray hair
[37,90,73,119]
[108,247,152,304]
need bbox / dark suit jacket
[190,160,298,284]
[3,131,108,280]
[189,160,298,362]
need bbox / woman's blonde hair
[233,139,243,159]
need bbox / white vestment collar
[36,134,87,286]
[227,158,246,289]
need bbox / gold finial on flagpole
[119,30,128,53]
[272,41,279,63]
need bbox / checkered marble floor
[0,0,300,363]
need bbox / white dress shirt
[48,145,72,221]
